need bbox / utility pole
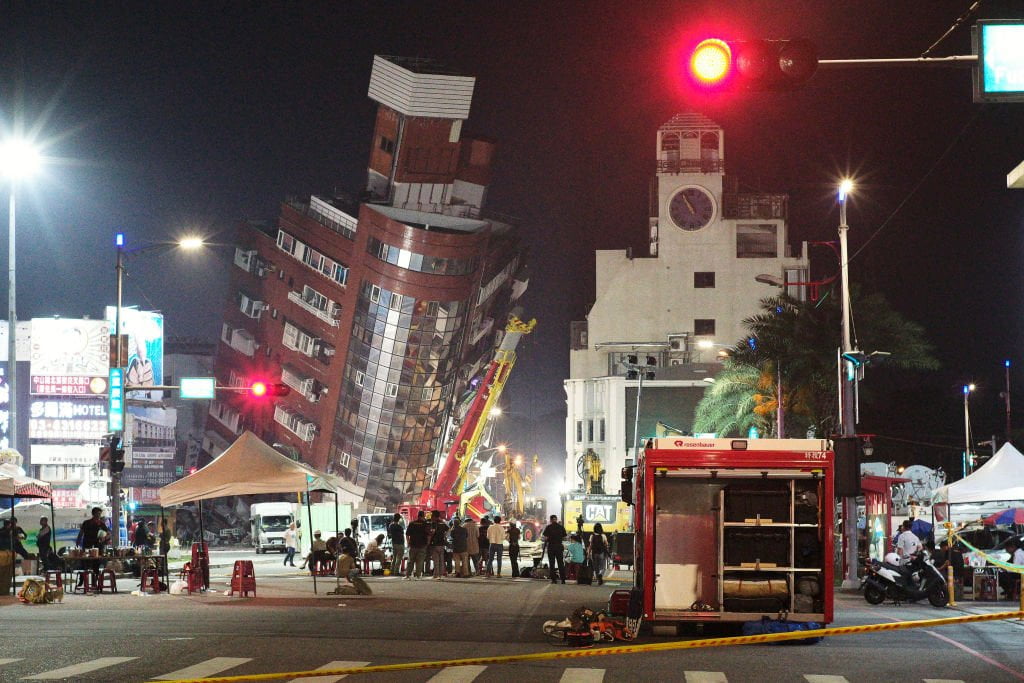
[837,180,860,589]
[1005,360,1012,443]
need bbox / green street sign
[180,377,216,399]
[108,368,124,431]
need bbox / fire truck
[626,437,834,626]
[399,314,536,522]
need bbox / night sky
[3,2,1024,481]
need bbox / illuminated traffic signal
[110,435,126,474]
[687,38,819,91]
[249,381,290,398]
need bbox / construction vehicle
[627,437,835,626]
[501,453,546,541]
[562,448,631,534]
[399,314,536,522]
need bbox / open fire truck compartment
[632,437,834,625]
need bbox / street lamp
[110,232,204,549]
[1,138,41,454]
[963,383,976,477]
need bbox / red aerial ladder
[399,314,536,521]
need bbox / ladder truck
[399,314,536,522]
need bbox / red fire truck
[626,437,834,626]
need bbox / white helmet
[884,552,900,565]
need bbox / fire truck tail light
[731,440,748,450]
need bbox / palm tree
[694,287,939,437]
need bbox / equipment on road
[542,604,639,645]
[861,552,949,607]
[249,502,297,554]
[626,437,835,625]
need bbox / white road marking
[286,660,370,682]
[154,657,253,680]
[805,677,851,683]
[560,667,605,682]
[25,657,138,680]
[0,659,23,666]
[428,665,488,682]
[684,673,728,683]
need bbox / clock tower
[649,112,725,257]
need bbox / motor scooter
[862,552,948,607]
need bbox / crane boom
[417,315,536,512]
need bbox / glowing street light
[1,137,42,453]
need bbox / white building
[564,113,810,492]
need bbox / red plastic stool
[228,560,256,597]
[140,568,162,593]
[96,568,118,594]
[44,570,63,592]
[72,570,95,594]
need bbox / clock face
[669,186,715,231]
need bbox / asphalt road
[1,550,1021,682]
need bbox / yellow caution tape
[951,531,1024,573]
[148,610,1024,683]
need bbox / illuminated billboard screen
[29,319,111,395]
[28,398,109,441]
[105,307,164,400]
[974,21,1024,102]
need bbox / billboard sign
[108,368,124,431]
[30,444,101,467]
[30,319,111,395]
[29,399,109,441]
[104,308,163,394]
[122,409,178,487]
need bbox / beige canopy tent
[158,431,362,593]
[159,431,359,506]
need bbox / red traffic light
[690,38,733,86]
[249,380,290,398]
[686,37,818,91]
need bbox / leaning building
[206,56,528,512]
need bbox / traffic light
[620,466,634,505]
[686,38,819,91]
[110,435,126,474]
[249,381,290,398]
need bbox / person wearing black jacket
[542,515,568,584]
[428,512,448,579]
[404,511,430,580]
[478,517,491,576]
[387,513,405,576]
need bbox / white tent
[0,463,52,499]
[932,442,1024,504]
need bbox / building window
[370,285,381,303]
[736,223,778,258]
[276,230,296,255]
[339,451,351,468]
[598,419,606,442]
[587,419,594,442]
[694,272,716,288]
[694,319,716,336]
[379,136,395,154]
[385,383,398,397]
[354,371,364,386]
[576,420,583,443]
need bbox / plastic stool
[96,568,118,594]
[140,568,162,593]
[44,570,63,591]
[72,570,95,594]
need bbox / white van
[250,502,296,554]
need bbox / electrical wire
[921,1,983,58]
[872,433,965,451]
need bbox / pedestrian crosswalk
[0,656,974,681]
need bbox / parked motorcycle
[862,552,948,607]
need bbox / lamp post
[1004,360,1011,443]
[837,178,861,589]
[963,383,975,477]
[110,232,204,550]
[1,139,41,455]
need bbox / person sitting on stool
[305,531,332,574]
[1000,538,1023,600]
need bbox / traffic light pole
[838,187,860,590]
[111,242,124,552]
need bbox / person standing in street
[464,517,480,576]
[486,514,506,577]
[283,522,297,567]
[428,511,448,579]
[478,516,491,576]
[387,513,405,576]
[450,518,469,577]
[507,521,521,577]
[79,507,110,551]
[542,514,568,584]
[405,511,429,580]
[588,522,609,586]
[35,517,52,557]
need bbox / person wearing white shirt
[486,515,507,577]
[1000,538,1023,599]
[894,521,922,565]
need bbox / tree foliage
[693,288,939,438]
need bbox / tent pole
[48,497,57,557]
[334,492,339,540]
[197,499,207,590]
[9,495,15,595]
[306,482,315,594]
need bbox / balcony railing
[287,290,340,327]
[656,158,726,175]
